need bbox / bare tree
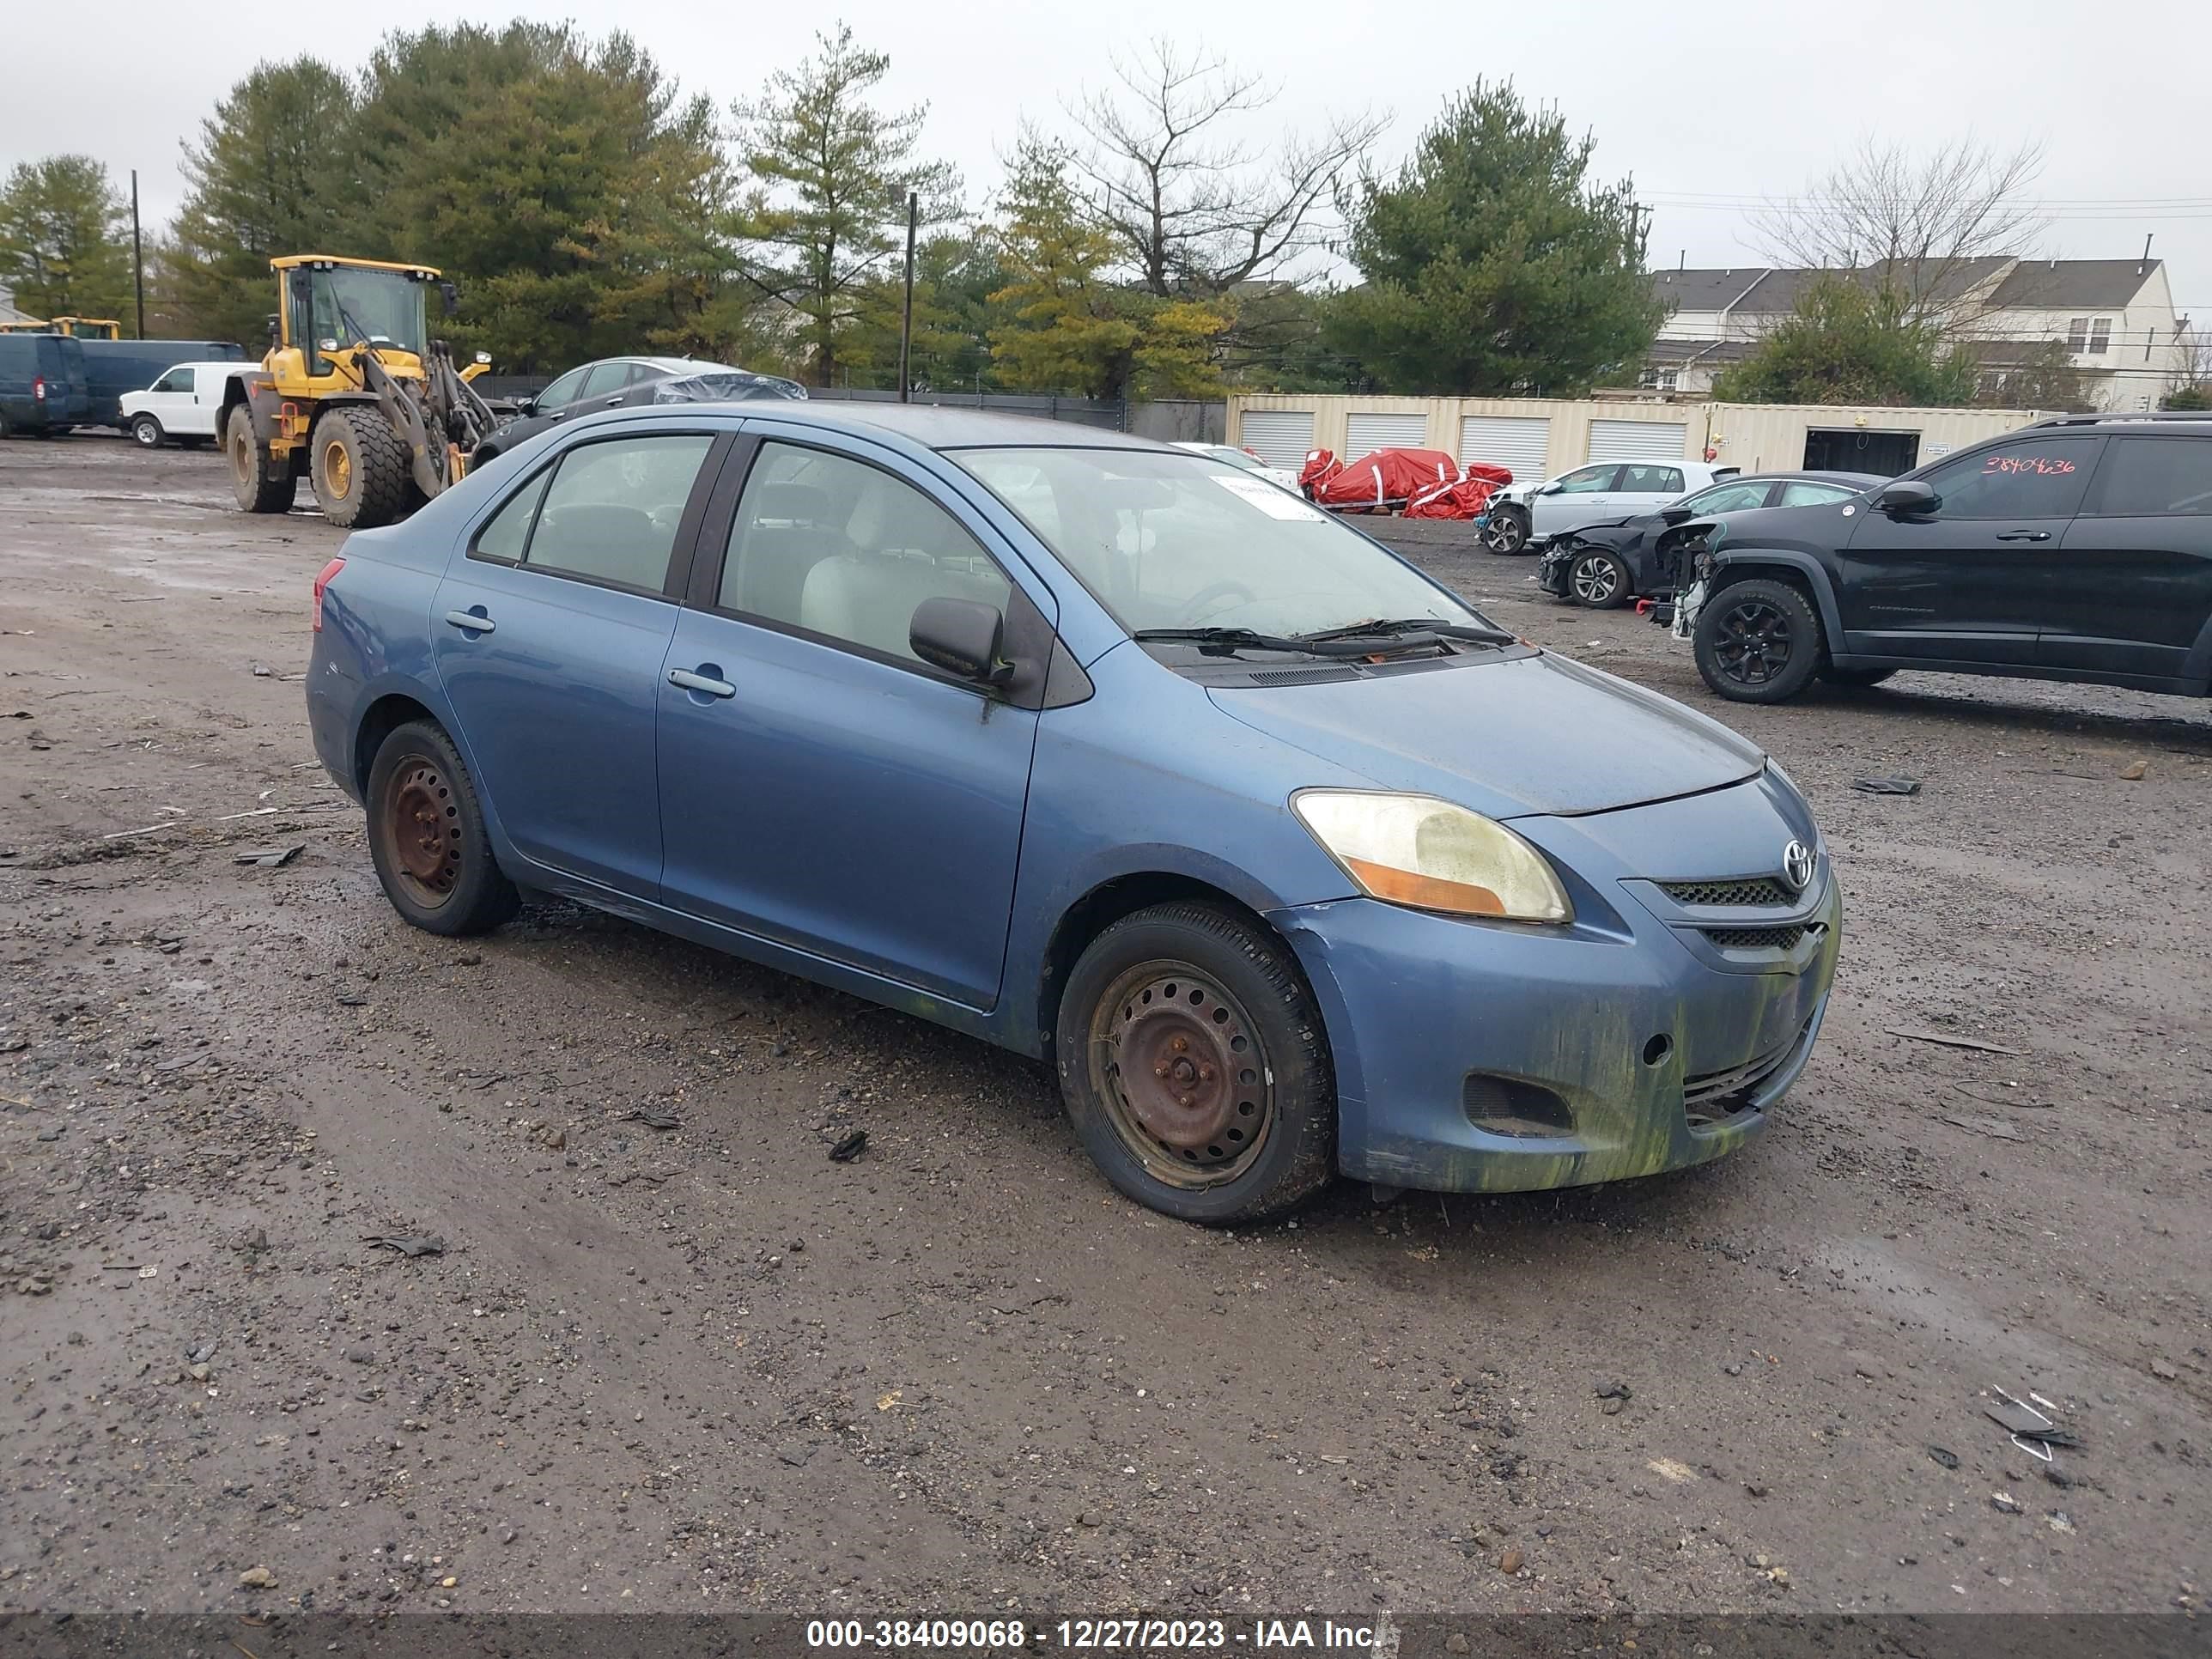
[1751,137,2048,333]
[1065,40,1384,299]
[2164,319,2212,402]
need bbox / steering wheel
[1185,580,1259,623]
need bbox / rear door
[432,428,728,897]
[1834,434,2103,665]
[2040,434,2212,681]
[1611,462,1689,514]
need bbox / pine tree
[0,155,132,324]
[1328,81,1661,395]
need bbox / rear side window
[1619,465,1684,494]
[580,362,632,398]
[1777,481,1856,507]
[1923,437,2102,520]
[2082,439,2212,518]
[475,434,713,592]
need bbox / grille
[1661,876,1791,907]
[1683,1038,1796,1125]
[1703,924,1808,951]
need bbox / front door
[2039,434,2212,681]
[1833,434,2103,665]
[142,365,198,432]
[432,429,723,896]
[1530,464,1622,538]
[655,434,1045,1008]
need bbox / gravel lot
[3,437,2208,1620]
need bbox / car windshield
[308,267,428,356]
[956,447,1493,638]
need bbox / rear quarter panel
[306,521,465,802]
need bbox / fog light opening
[1642,1033,1674,1068]
[1462,1073,1575,1139]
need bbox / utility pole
[896,191,918,404]
[130,168,145,339]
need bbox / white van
[118,362,252,449]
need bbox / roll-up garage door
[1236,410,1316,470]
[1586,419,1688,465]
[1344,412,1431,456]
[1457,416,1551,484]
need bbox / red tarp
[1298,448,1341,493]
[1404,461,1514,520]
[1308,447,1462,511]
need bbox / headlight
[1291,790,1573,924]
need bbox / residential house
[1638,257,2186,410]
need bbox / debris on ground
[2148,1358,2179,1381]
[829,1130,868,1162]
[1852,775,1921,794]
[1887,1028,2025,1056]
[1928,1445,1960,1470]
[622,1108,682,1130]
[2119,760,2148,781]
[238,1565,276,1589]
[234,843,303,868]
[1939,1113,2027,1142]
[1991,1492,2023,1515]
[362,1233,446,1257]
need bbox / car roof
[1697,470,1889,488]
[595,398,1172,452]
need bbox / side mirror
[909,597,1012,686]
[514,397,536,416]
[1537,482,1564,496]
[265,313,281,348]
[1876,480,1938,517]
[1660,505,1697,525]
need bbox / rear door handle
[669,667,735,698]
[1996,530,2051,542]
[444,609,495,634]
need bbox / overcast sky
[8,0,2205,319]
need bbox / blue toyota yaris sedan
[307,402,1840,1223]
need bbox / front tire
[228,405,295,514]
[1055,902,1336,1224]
[1481,504,1531,555]
[1568,547,1632,609]
[365,720,520,937]
[311,408,411,529]
[130,415,165,448]
[1693,577,1825,703]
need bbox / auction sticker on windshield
[1210,471,1327,520]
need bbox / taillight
[33,376,46,400]
[312,557,345,632]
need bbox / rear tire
[365,720,520,938]
[1820,665,1896,689]
[1568,547,1632,609]
[1055,902,1336,1224]
[311,408,412,529]
[1481,503,1531,555]
[1693,577,1825,704]
[130,415,164,449]
[228,405,295,514]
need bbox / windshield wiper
[1295,617,1519,647]
[1131,627,1346,657]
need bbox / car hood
[1207,651,1765,818]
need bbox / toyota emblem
[1782,840,1815,892]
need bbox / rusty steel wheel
[1092,960,1277,1188]
[382,757,463,908]
[364,720,519,937]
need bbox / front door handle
[669,667,735,699]
[1996,530,2051,542]
[605,395,625,407]
[444,609,495,635]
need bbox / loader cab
[272,256,434,385]
[51,318,124,341]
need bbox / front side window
[537,368,588,410]
[2082,439,2212,518]
[517,434,714,591]
[957,447,1491,639]
[1680,479,1773,514]
[721,442,1012,665]
[1554,465,1618,494]
[1922,437,2103,520]
[150,367,191,393]
[1619,465,1684,494]
[1776,480,1858,507]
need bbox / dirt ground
[3,437,2208,1623]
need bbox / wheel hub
[386,762,459,898]
[1097,966,1270,1182]
[1717,600,1790,683]
[1573,556,1617,602]
[324,439,352,500]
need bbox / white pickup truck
[117,362,257,449]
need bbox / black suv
[1659,413,2212,704]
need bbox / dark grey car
[477,356,803,465]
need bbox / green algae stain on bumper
[1274,873,1843,1197]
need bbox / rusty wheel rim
[1091,961,1273,1189]
[381,757,462,908]
[323,439,352,501]
[229,428,254,484]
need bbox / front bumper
[1536,544,1573,596]
[1270,805,1840,1194]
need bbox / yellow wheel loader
[223,255,501,529]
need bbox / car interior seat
[726,482,849,621]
